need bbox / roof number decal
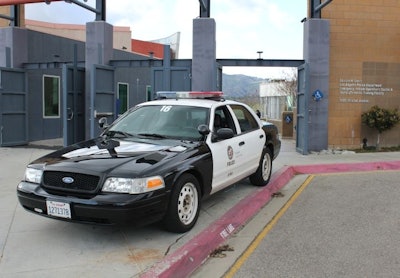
[160,106,172,112]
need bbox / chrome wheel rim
[177,182,199,225]
[262,152,272,181]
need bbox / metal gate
[296,63,309,155]
[152,67,191,93]
[0,68,27,146]
[90,65,115,138]
[62,64,85,146]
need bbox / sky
[25,0,307,78]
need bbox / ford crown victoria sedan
[17,91,281,233]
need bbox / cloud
[107,0,198,55]
[25,1,96,23]
[211,1,304,59]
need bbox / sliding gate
[0,68,27,146]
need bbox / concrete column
[192,18,217,91]
[0,27,27,68]
[85,21,113,139]
[303,19,330,151]
[85,21,113,67]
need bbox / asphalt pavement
[193,171,400,278]
[1,139,400,278]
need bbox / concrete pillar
[303,19,330,151]
[192,18,217,91]
[85,21,113,139]
[85,21,113,67]
[0,27,27,68]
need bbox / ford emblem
[62,177,74,184]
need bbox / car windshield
[108,105,210,141]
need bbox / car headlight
[102,176,165,194]
[24,167,43,184]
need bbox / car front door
[207,105,252,193]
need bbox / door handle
[239,141,245,146]
[67,108,74,121]
[94,110,114,118]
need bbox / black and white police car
[17,91,281,233]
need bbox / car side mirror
[198,124,210,136]
[212,128,234,142]
[98,117,109,129]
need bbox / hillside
[222,74,266,99]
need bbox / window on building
[146,85,152,101]
[43,75,60,118]
[118,82,129,115]
[266,96,286,120]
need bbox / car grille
[42,171,100,193]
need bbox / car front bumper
[17,181,169,226]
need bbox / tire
[163,173,201,233]
[249,147,272,186]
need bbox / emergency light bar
[156,91,177,99]
[156,91,224,100]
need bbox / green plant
[361,105,400,149]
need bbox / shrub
[361,105,400,148]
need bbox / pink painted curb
[141,160,400,278]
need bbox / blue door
[0,68,27,146]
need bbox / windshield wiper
[137,133,168,139]
[105,130,133,138]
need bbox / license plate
[46,200,71,219]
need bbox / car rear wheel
[163,173,201,233]
[249,147,272,186]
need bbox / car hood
[31,138,195,176]
[62,139,186,158]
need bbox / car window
[109,105,209,140]
[214,106,237,134]
[230,104,259,133]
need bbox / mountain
[222,74,266,98]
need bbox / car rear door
[228,104,265,178]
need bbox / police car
[17,91,281,233]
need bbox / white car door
[207,105,259,194]
[228,104,265,177]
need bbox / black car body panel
[17,136,213,225]
[262,121,281,160]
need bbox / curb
[141,160,400,278]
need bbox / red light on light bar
[176,91,223,99]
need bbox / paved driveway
[195,171,400,278]
[1,142,400,278]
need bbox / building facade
[259,80,288,120]
[320,0,400,148]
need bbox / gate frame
[296,63,310,155]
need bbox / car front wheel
[249,147,272,186]
[163,173,201,233]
